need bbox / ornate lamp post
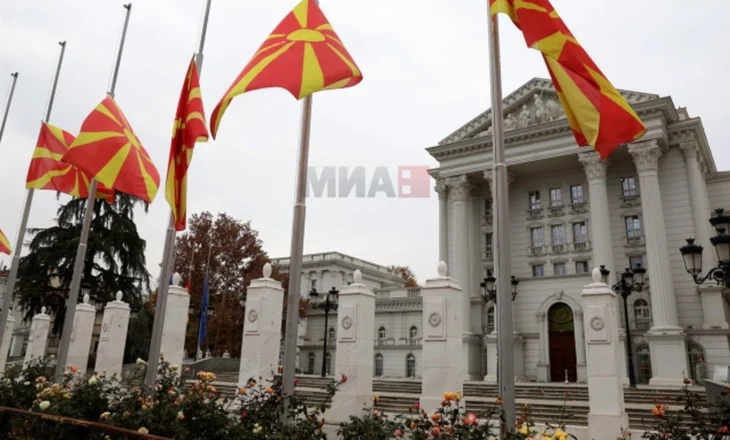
[309,287,338,377]
[679,208,730,287]
[479,275,519,304]
[598,264,645,388]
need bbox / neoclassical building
[278,78,730,385]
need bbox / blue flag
[198,270,209,351]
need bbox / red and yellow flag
[0,227,11,255]
[490,0,646,158]
[210,0,363,138]
[62,96,160,203]
[25,122,115,202]
[166,57,209,231]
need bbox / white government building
[280,77,730,386]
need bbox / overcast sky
[1,0,729,289]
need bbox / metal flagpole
[144,0,212,388]
[0,72,19,146]
[196,231,213,358]
[0,42,65,363]
[54,3,132,381]
[487,10,516,435]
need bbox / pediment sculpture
[472,92,567,138]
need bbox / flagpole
[144,0,212,388]
[0,42,66,371]
[487,11,516,435]
[0,72,19,146]
[55,3,132,381]
[197,232,213,358]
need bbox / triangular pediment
[439,78,660,145]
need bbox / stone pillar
[95,291,131,377]
[329,270,375,423]
[420,261,464,411]
[435,178,449,264]
[238,263,284,386]
[536,312,549,382]
[617,329,630,386]
[628,140,688,385]
[680,142,717,269]
[574,310,587,382]
[582,268,630,440]
[578,152,616,284]
[484,333,497,383]
[0,315,15,375]
[160,273,190,369]
[24,307,50,367]
[66,294,97,373]
[447,175,473,332]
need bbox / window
[485,198,493,215]
[553,263,567,276]
[633,298,651,331]
[409,326,419,344]
[570,184,584,203]
[621,177,638,197]
[374,354,384,377]
[575,261,589,274]
[573,222,587,243]
[530,227,544,247]
[629,255,644,269]
[310,279,317,291]
[551,225,565,245]
[378,326,387,340]
[532,264,545,277]
[485,233,493,252]
[529,191,541,209]
[625,216,642,241]
[324,353,332,376]
[549,188,563,207]
[328,327,335,341]
[308,353,315,374]
[486,307,495,333]
[406,354,416,378]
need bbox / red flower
[414,402,420,410]
[340,374,348,384]
[293,379,298,385]
[395,428,404,437]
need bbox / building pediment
[440,78,660,145]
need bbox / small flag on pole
[210,0,363,138]
[166,57,209,232]
[62,95,161,202]
[489,0,646,158]
[25,122,115,202]
[198,270,209,352]
[0,227,11,255]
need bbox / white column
[95,291,131,377]
[447,175,473,333]
[329,270,375,423]
[420,261,464,411]
[0,315,15,376]
[536,312,549,382]
[160,273,190,369]
[578,152,616,284]
[628,140,688,386]
[239,263,284,387]
[581,268,630,440]
[24,307,50,368]
[66,294,97,373]
[680,142,717,269]
[484,333,497,383]
[436,178,449,263]
[574,310,587,382]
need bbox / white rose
[137,427,149,434]
[171,364,179,371]
[39,401,50,410]
[88,376,98,385]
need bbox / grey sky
[0,0,729,289]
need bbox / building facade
[280,78,730,385]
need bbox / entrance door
[548,302,577,382]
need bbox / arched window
[406,353,416,378]
[633,298,651,331]
[378,326,387,340]
[324,353,332,376]
[307,353,315,375]
[486,307,495,333]
[374,353,384,377]
[635,344,652,385]
[409,326,418,343]
[687,341,706,384]
[328,327,335,341]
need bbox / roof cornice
[667,117,717,173]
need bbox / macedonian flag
[26,122,115,202]
[166,57,209,231]
[490,0,647,158]
[0,227,11,255]
[62,96,160,203]
[210,0,363,138]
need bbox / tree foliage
[15,194,151,334]
[388,265,418,287]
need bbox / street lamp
[479,275,519,304]
[309,286,338,377]
[680,208,730,287]
[598,264,645,388]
